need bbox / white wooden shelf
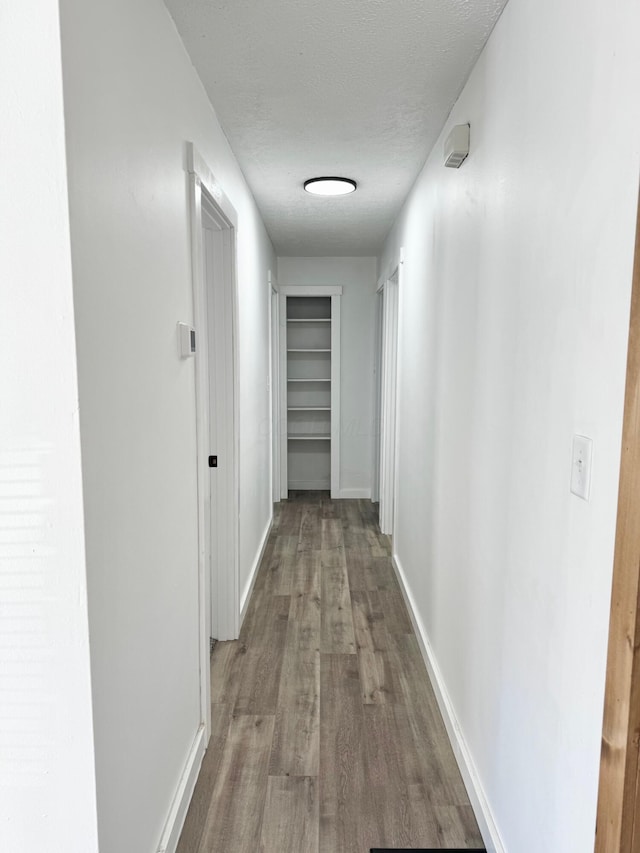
[279,287,341,497]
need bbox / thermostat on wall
[178,322,196,358]
[444,123,470,168]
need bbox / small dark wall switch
[208,455,218,468]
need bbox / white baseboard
[391,552,506,853]
[288,479,330,490]
[239,515,273,623]
[156,724,206,853]
[285,484,372,499]
[338,487,371,499]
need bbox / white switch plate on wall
[177,321,196,358]
[570,434,593,500]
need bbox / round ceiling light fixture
[303,177,357,196]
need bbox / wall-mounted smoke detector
[443,124,470,168]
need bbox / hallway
[177,493,483,852]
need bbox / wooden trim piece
[596,190,640,852]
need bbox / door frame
[269,271,281,503]
[595,190,640,852]
[278,285,342,499]
[371,286,384,504]
[377,249,404,536]
[188,141,240,661]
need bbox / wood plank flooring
[177,492,483,853]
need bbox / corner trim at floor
[391,552,506,853]
[338,487,371,499]
[156,724,206,853]
[239,515,273,625]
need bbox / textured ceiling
[165,0,508,256]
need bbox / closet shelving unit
[279,286,341,498]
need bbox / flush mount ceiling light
[304,177,357,196]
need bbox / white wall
[59,0,275,850]
[277,257,377,497]
[379,0,640,850]
[0,3,98,851]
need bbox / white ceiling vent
[444,124,470,168]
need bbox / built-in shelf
[281,289,340,496]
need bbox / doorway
[278,286,342,498]
[201,199,238,644]
[188,142,240,672]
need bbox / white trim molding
[278,288,289,500]
[338,487,371,499]
[391,551,506,853]
[156,143,224,853]
[279,285,343,297]
[269,271,281,503]
[187,144,237,229]
[290,479,332,491]
[378,263,400,535]
[377,245,405,293]
[187,141,241,646]
[240,516,273,624]
[155,726,206,853]
[329,293,341,499]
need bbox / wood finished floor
[177,492,483,853]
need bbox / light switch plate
[570,434,593,501]
[177,322,196,358]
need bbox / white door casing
[269,272,281,502]
[155,145,239,853]
[278,285,342,499]
[378,251,403,536]
[372,288,384,504]
[188,142,240,661]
